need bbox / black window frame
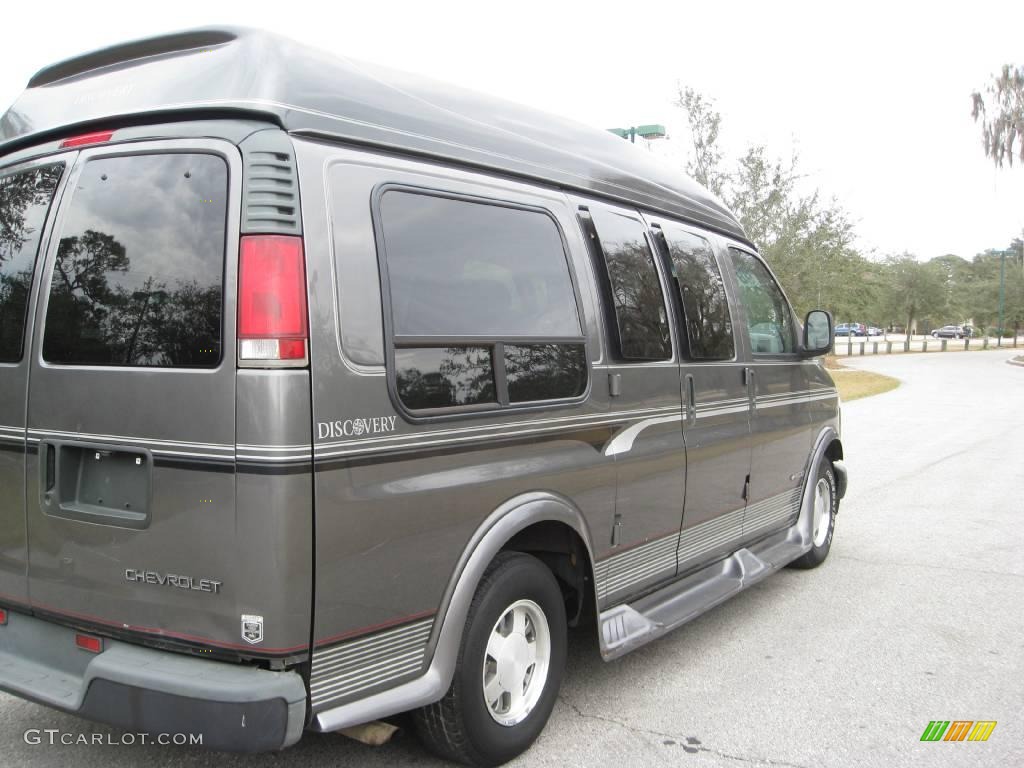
[372,183,591,421]
[726,246,800,360]
[577,206,674,363]
[38,148,230,370]
[648,220,737,363]
[0,160,66,365]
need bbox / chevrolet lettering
[0,28,847,765]
[124,569,223,594]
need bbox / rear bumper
[0,611,307,752]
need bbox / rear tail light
[0,608,7,625]
[238,235,308,366]
[60,129,115,148]
[75,633,103,653]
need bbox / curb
[1007,357,1024,367]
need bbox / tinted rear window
[42,153,227,367]
[0,164,63,362]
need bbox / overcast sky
[3,0,1022,261]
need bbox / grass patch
[829,369,900,402]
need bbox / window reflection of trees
[0,165,63,362]
[603,241,671,359]
[667,233,735,360]
[396,347,496,409]
[43,229,222,367]
[505,344,586,402]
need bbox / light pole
[607,124,667,145]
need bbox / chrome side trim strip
[595,534,678,600]
[309,617,433,711]
[677,507,745,565]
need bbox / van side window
[728,248,796,355]
[42,154,227,367]
[378,190,587,412]
[662,226,734,360]
[0,164,63,362]
[586,208,671,361]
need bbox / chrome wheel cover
[481,599,551,726]
[812,477,832,548]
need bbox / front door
[649,220,752,572]
[726,247,810,540]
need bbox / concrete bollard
[997,335,1002,347]
[859,342,865,356]
[904,341,910,352]
[983,337,989,350]
[886,341,892,354]
[872,342,878,354]
[941,339,947,352]
[847,339,852,355]
[922,339,928,352]
[964,338,970,351]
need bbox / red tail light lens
[238,235,308,364]
[75,633,103,653]
[0,608,7,625]
[60,130,115,148]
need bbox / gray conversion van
[0,28,847,766]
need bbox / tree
[673,86,728,197]
[971,65,1024,167]
[875,255,946,338]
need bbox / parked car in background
[835,323,866,337]
[867,326,883,336]
[932,325,965,339]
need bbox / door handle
[684,374,696,423]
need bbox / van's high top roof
[1,27,748,243]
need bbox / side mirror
[801,310,833,357]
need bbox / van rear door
[0,157,69,607]
[22,140,253,650]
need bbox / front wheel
[414,552,567,766]
[789,462,838,569]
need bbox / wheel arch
[311,491,599,733]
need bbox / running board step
[598,529,808,660]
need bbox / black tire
[414,552,567,767]
[789,461,838,569]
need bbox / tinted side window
[0,164,63,362]
[588,208,671,361]
[43,153,227,367]
[505,343,587,403]
[381,192,581,338]
[663,226,734,360]
[728,248,796,355]
[379,190,587,413]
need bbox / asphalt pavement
[1,350,1021,767]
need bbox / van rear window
[42,153,227,367]
[0,164,63,362]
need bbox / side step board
[599,476,822,660]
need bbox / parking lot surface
[1,350,1021,767]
